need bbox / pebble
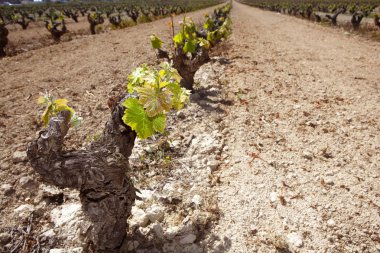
[14,204,35,219]
[0,232,11,244]
[207,160,220,171]
[146,204,164,223]
[164,226,180,240]
[270,192,278,202]
[19,176,37,190]
[152,222,164,239]
[324,177,334,186]
[136,189,156,202]
[179,233,197,244]
[1,183,14,195]
[130,206,149,228]
[50,203,82,227]
[191,195,203,208]
[302,151,313,160]
[327,219,336,227]
[177,111,186,119]
[12,151,27,163]
[287,232,303,248]
[49,248,83,253]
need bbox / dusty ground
[5,15,106,56]
[5,14,164,56]
[1,1,380,253]
[212,2,380,253]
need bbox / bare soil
[1,1,380,253]
[212,2,380,252]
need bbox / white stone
[50,203,82,227]
[130,206,149,228]
[207,160,220,171]
[49,250,66,253]
[170,140,181,148]
[0,232,11,244]
[270,192,278,202]
[327,219,336,227]
[136,189,156,202]
[287,233,303,248]
[19,176,37,189]
[1,183,13,195]
[146,204,164,223]
[14,204,35,218]
[180,234,197,244]
[164,226,180,240]
[41,229,55,238]
[13,151,27,163]
[191,195,203,208]
[324,177,334,186]
[40,184,62,196]
[49,248,83,253]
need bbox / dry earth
[1,1,380,253]
[212,2,380,253]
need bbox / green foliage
[150,34,162,49]
[123,62,190,139]
[46,11,65,31]
[37,93,81,127]
[206,16,232,45]
[173,17,211,54]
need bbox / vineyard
[0,0,225,55]
[1,0,380,253]
[237,0,380,40]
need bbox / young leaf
[173,32,184,47]
[122,98,154,139]
[152,114,166,133]
[137,86,172,117]
[183,40,196,54]
[150,34,162,49]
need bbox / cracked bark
[27,100,136,252]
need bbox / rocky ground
[1,1,380,253]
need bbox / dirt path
[1,1,380,252]
[212,2,380,252]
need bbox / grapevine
[150,3,232,90]
[44,11,67,41]
[37,93,81,128]
[0,16,8,58]
[123,61,190,139]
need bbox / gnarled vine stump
[156,47,210,90]
[27,100,136,253]
[0,23,8,58]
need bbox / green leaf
[123,62,191,139]
[38,95,76,127]
[197,38,210,49]
[159,61,182,82]
[127,64,149,93]
[152,114,166,133]
[137,86,172,117]
[41,104,53,127]
[150,34,162,49]
[122,98,154,139]
[183,40,196,54]
[173,32,184,47]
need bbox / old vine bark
[27,99,136,253]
